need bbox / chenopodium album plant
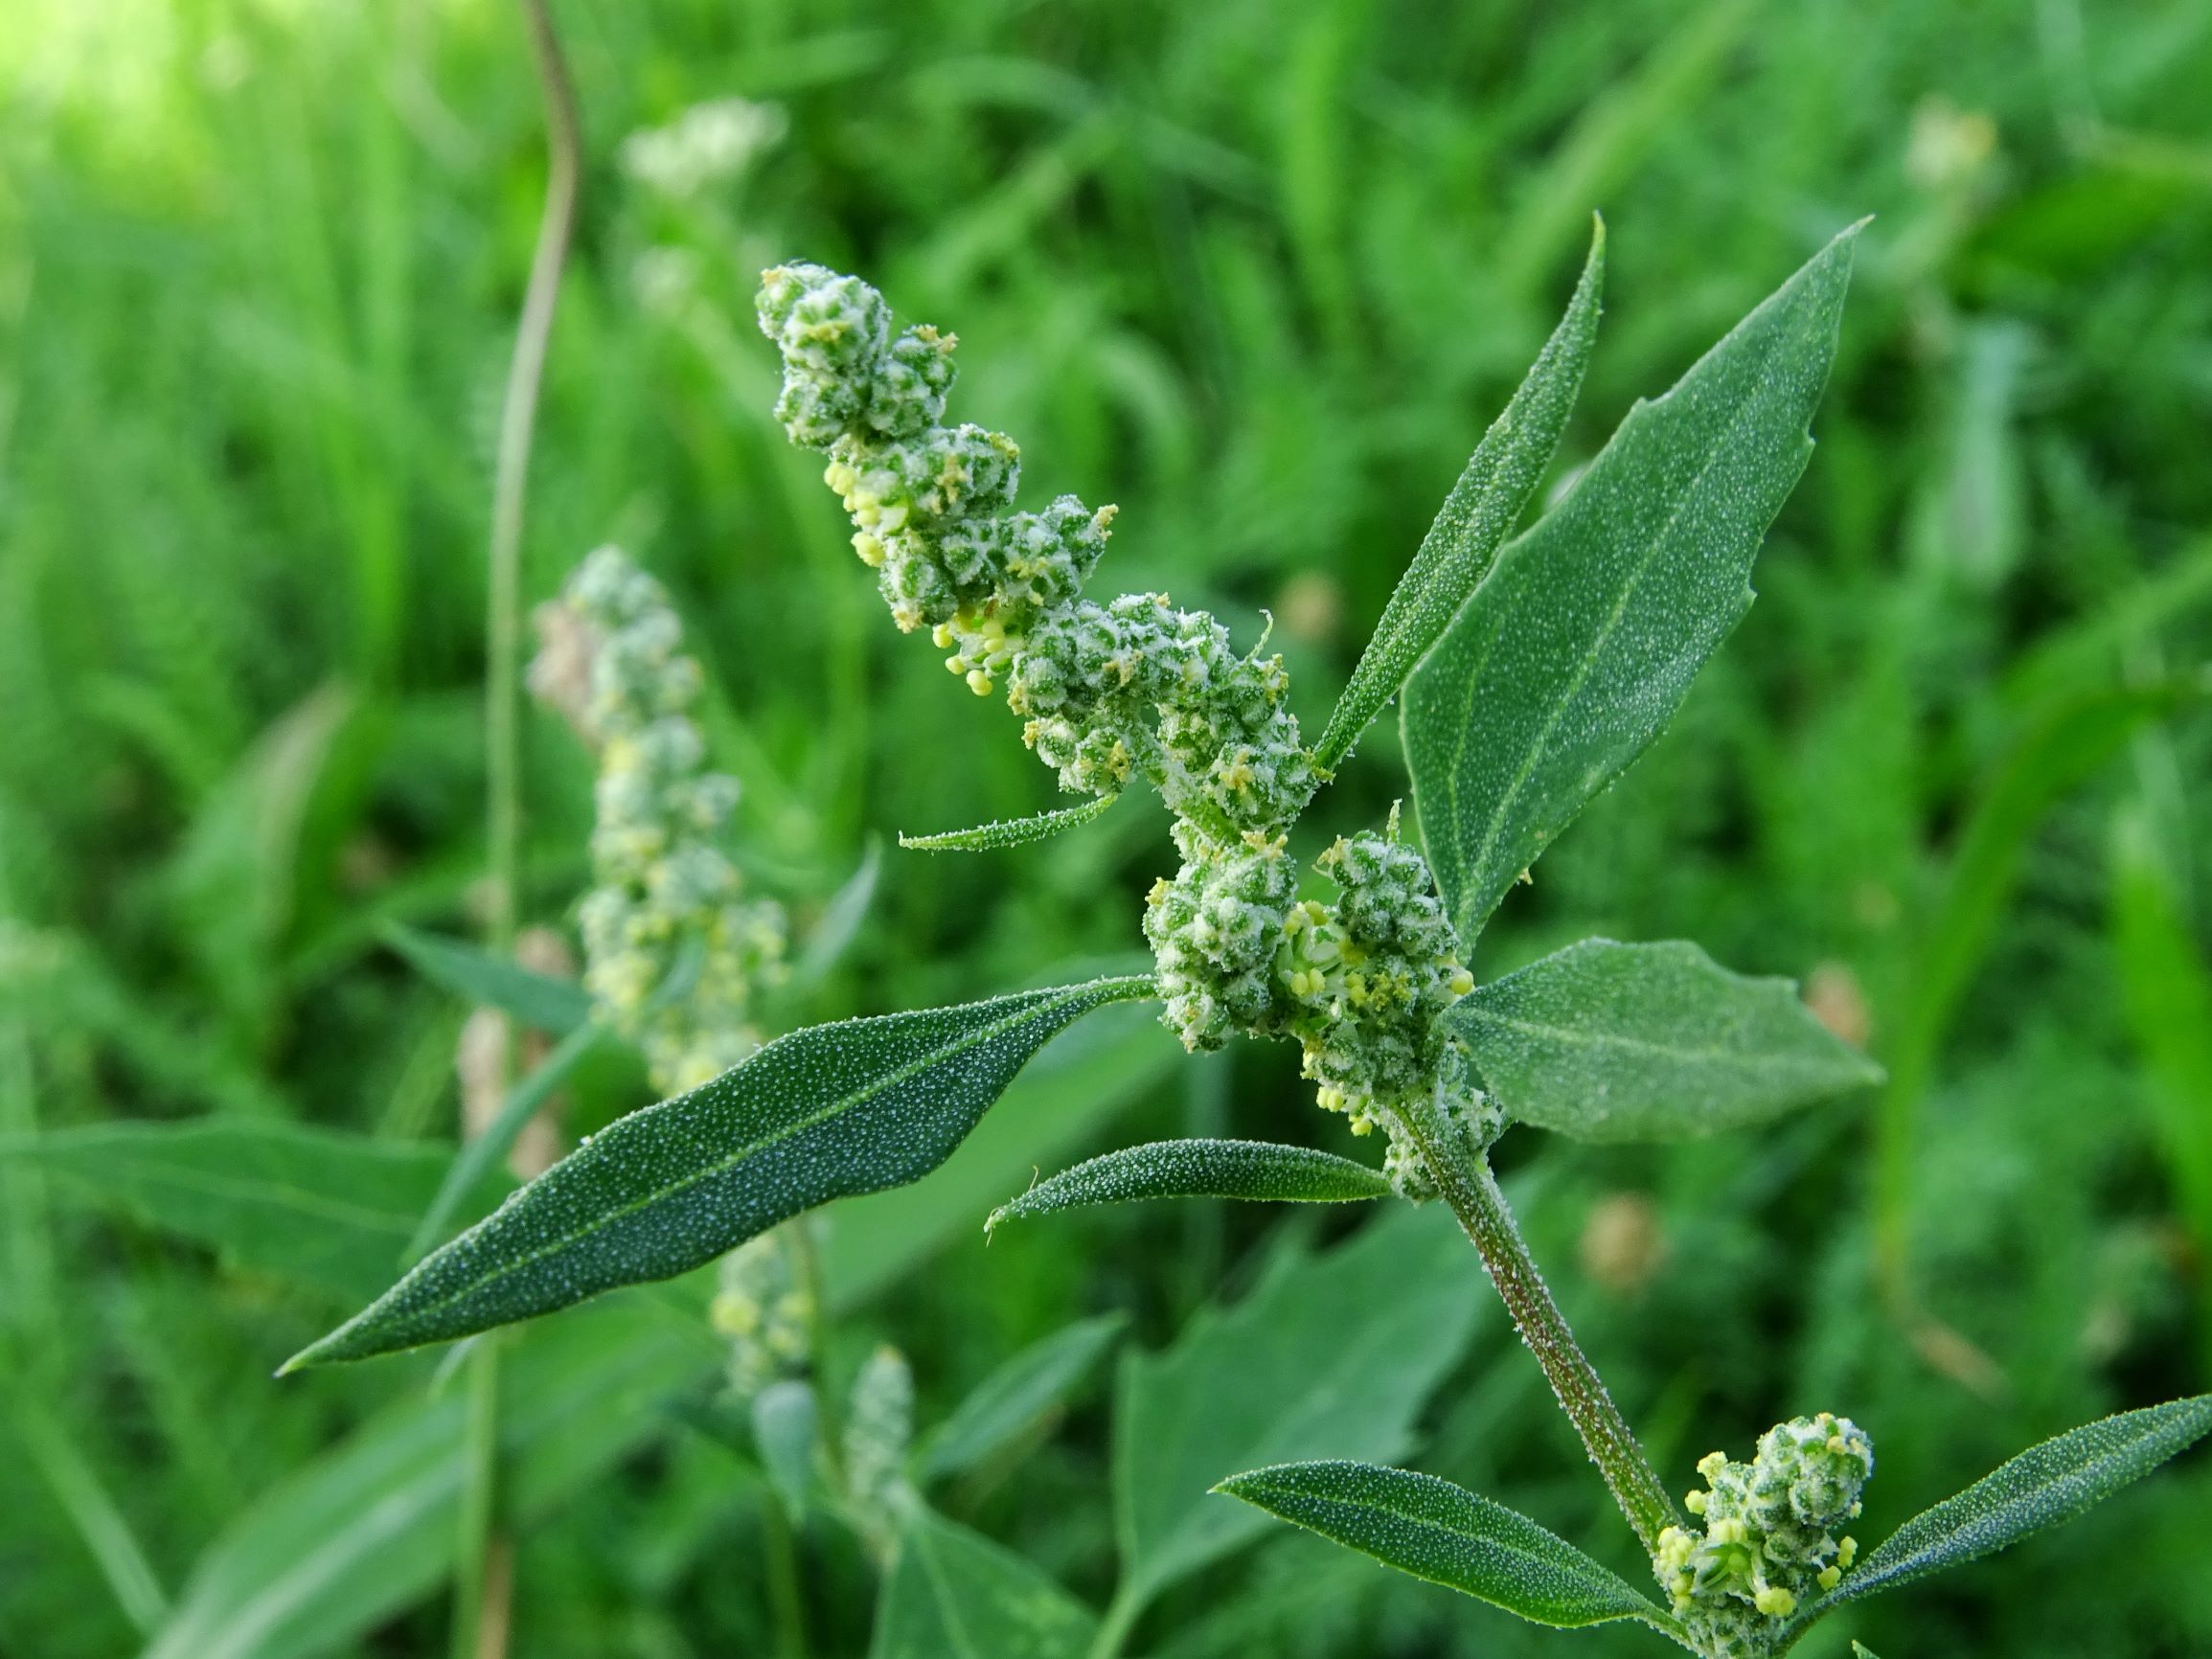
[289,219,2212,1656]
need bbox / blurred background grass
[3,0,2210,1653]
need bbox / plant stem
[1084,1582,1144,1659]
[1404,1104,1678,1554]
[461,0,580,1654]
[761,1495,810,1659]
[484,0,580,954]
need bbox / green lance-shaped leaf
[404,1019,605,1261]
[1314,219,1607,773]
[1404,222,1862,943]
[284,976,1153,1369]
[1851,1645,1883,1658]
[1447,939,1881,1143]
[900,793,1119,852]
[381,922,591,1034]
[1799,1394,2212,1623]
[914,1312,1127,1486]
[986,1138,1391,1232]
[1215,1461,1675,1632]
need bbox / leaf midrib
[354,977,1149,1339]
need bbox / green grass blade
[381,922,591,1035]
[1,1120,499,1302]
[1215,1460,1672,1630]
[899,792,1119,852]
[914,1312,1127,1488]
[987,1138,1390,1233]
[402,1019,604,1262]
[1314,220,1605,773]
[284,976,1153,1368]
[1404,223,1861,944]
[1448,939,1881,1143]
[15,1398,170,1637]
[1807,1395,2212,1618]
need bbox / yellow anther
[854,532,884,567]
[967,670,995,696]
[1698,1451,1729,1480]
[1753,1586,1796,1618]
[1448,966,1475,996]
[1349,1114,1374,1137]
[1837,1536,1858,1568]
[855,502,881,528]
[1148,877,1171,906]
[1684,1489,1706,1514]
[946,655,966,674]
[1816,1565,1841,1591]
[932,622,956,648]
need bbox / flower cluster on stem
[530,545,787,1095]
[757,263,1488,1189]
[1653,1413,1872,1656]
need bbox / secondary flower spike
[532,546,787,1094]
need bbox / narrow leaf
[1810,1395,2212,1617]
[1851,1645,1883,1658]
[403,1020,604,1261]
[1216,1461,1669,1630]
[1448,939,1881,1143]
[381,922,591,1034]
[285,976,1152,1368]
[1115,1203,1484,1605]
[792,838,883,989]
[870,1507,1098,1659]
[1314,219,1606,772]
[915,1312,1127,1486]
[988,1138,1390,1232]
[900,792,1118,852]
[1405,223,1862,943]
[148,1301,714,1659]
[0,1120,504,1301]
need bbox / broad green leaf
[1404,224,1861,943]
[1806,1395,2212,1619]
[819,994,1181,1310]
[1216,1461,1669,1630]
[870,1507,1098,1659]
[1314,221,1606,772]
[986,1138,1390,1232]
[148,1298,717,1659]
[0,1121,505,1302]
[914,1312,1127,1487]
[899,792,1119,852]
[286,977,1152,1368]
[1114,1202,1484,1607]
[403,1019,605,1260]
[1448,939,1881,1143]
[380,922,592,1034]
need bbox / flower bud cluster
[1653,1413,1872,1653]
[757,262,1475,1185]
[535,546,787,1094]
[710,1230,812,1399]
[843,1343,917,1559]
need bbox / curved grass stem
[461,0,581,1654]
